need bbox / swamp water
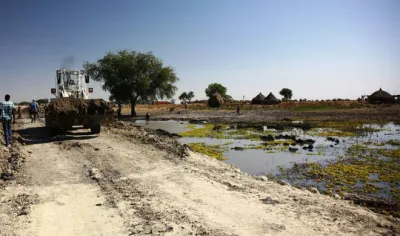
[134,120,400,213]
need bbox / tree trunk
[130,103,136,117]
[130,98,137,117]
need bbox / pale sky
[0,0,399,102]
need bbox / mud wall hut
[251,93,266,105]
[394,95,400,104]
[208,93,224,108]
[264,92,280,105]
[368,88,395,104]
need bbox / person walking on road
[117,102,122,117]
[29,99,38,123]
[0,94,16,149]
[17,106,21,119]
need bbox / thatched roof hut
[264,92,280,105]
[368,88,395,104]
[208,92,224,108]
[251,92,265,105]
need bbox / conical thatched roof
[368,88,394,104]
[264,92,280,105]
[208,92,224,108]
[251,92,265,105]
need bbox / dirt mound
[46,97,87,116]
[46,98,114,117]
[106,121,189,158]
[87,99,115,115]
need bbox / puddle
[180,137,333,175]
[134,120,400,175]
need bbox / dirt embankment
[0,120,399,235]
[0,123,26,185]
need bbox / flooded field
[134,119,400,216]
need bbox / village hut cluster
[206,88,399,108]
[207,91,281,108]
[251,92,280,105]
[368,88,399,104]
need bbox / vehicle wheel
[90,124,101,134]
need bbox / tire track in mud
[62,139,233,235]
[3,121,128,236]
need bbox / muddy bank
[0,122,37,234]
[105,121,188,158]
[0,122,27,184]
[142,106,400,124]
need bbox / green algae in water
[226,128,275,141]
[313,121,385,132]
[387,140,400,146]
[188,142,227,160]
[180,124,274,141]
[277,142,400,217]
[180,124,228,139]
[379,148,400,159]
[185,123,198,129]
[319,130,355,137]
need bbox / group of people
[0,96,40,149]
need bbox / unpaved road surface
[0,119,399,236]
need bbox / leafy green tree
[178,92,188,103]
[205,83,230,99]
[187,91,195,102]
[18,101,30,106]
[279,88,293,101]
[36,99,49,104]
[84,50,179,116]
[178,91,195,103]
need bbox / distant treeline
[189,98,354,104]
[16,99,53,105]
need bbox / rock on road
[0,119,398,236]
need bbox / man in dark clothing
[236,104,240,114]
[117,103,122,117]
[17,106,21,119]
[29,99,38,123]
[0,94,16,149]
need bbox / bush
[18,101,30,106]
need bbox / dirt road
[0,120,398,235]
